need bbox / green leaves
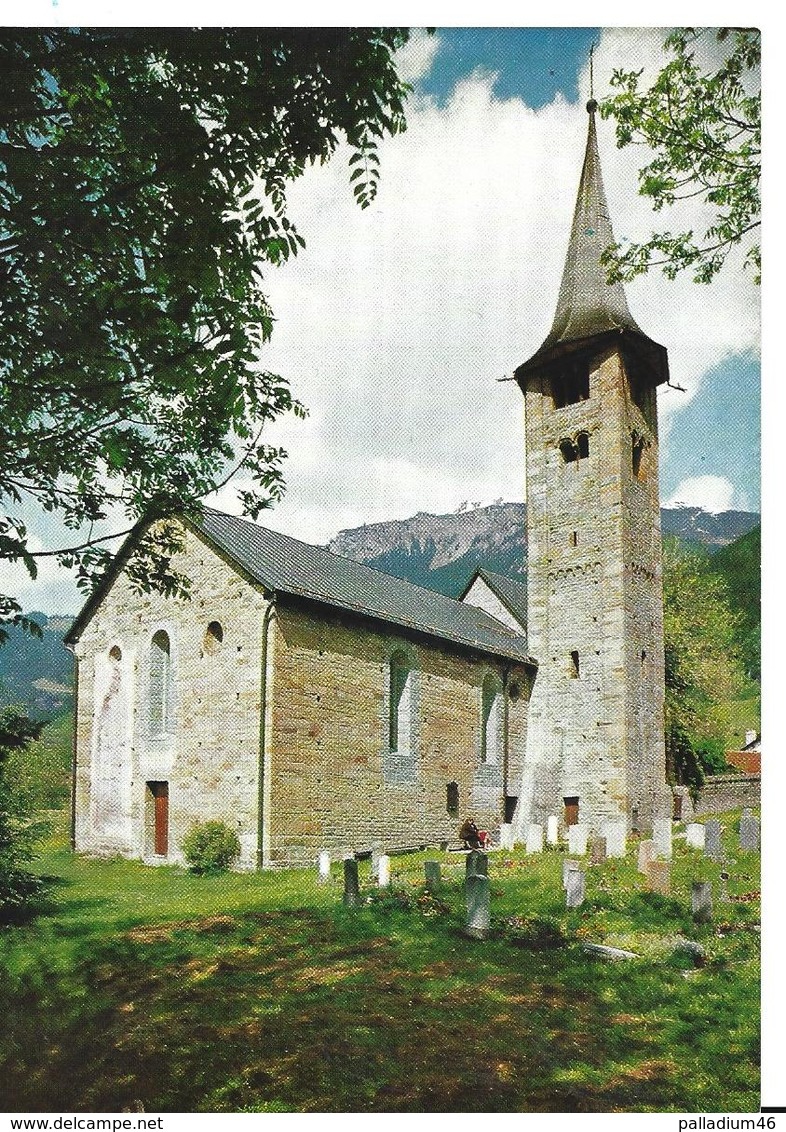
[600,28,760,284]
[0,28,411,613]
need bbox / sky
[4,25,761,613]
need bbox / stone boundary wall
[694,773,760,815]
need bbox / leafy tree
[708,524,761,681]
[600,27,760,283]
[0,28,411,635]
[662,537,751,788]
[0,706,47,922]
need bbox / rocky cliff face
[327,502,759,597]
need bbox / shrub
[501,915,566,950]
[182,820,241,874]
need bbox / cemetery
[0,805,760,1112]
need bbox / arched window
[149,630,174,736]
[203,620,224,655]
[576,431,590,460]
[559,438,577,464]
[389,649,412,755]
[481,673,502,764]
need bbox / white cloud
[395,29,442,85]
[664,475,746,513]
[7,27,761,611]
[253,31,759,546]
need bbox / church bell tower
[514,99,671,837]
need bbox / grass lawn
[0,810,760,1113]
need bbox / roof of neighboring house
[460,567,528,630]
[66,508,536,667]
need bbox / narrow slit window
[389,650,411,755]
[632,435,645,478]
[149,630,173,735]
[481,673,502,764]
[446,781,459,817]
[569,650,580,678]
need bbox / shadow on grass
[0,900,759,1114]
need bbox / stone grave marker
[652,819,673,860]
[739,811,760,851]
[499,823,514,851]
[567,824,588,856]
[424,861,442,891]
[466,849,488,877]
[318,851,331,883]
[645,859,671,895]
[685,823,706,850]
[526,823,544,854]
[547,815,559,846]
[704,819,723,860]
[370,842,382,878]
[378,854,391,888]
[562,858,581,889]
[566,868,586,908]
[637,839,655,875]
[691,881,713,923]
[603,820,627,858]
[343,858,360,908]
[589,836,607,865]
[465,873,490,939]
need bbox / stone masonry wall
[73,522,267,869]
[694,774,761,815]
[265,598,531,866]
[518,345,667,836]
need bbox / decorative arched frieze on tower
[513,100,671,838]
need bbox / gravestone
[589,836,607,865]
[645,859,671,895]
[526,823,544,854]
[546,815,560,846]
[466,850,488,877]
[603,820,627,858]
[370,842,382,878]
[465,873,490,939]
[566,868,586,908]
[424,861,442,891]
[704,819,723,860]
[318,851,331,883]
[631,806,640,834]
[739,811,760,851]
[378,854,391,888]
[637,839,655,875]
[567,824,588,856]
[652,818,673,859]
[343,858,360,908]
[685,823,706,850]
[691,881,713,923]
[499,823,514,851]
[562,858,582,889]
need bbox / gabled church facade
[68,101,670,867]
[67,511,535,868]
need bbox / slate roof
[462,567,528,630]
[66,508,535,668]
[515,102,668,386]
[193,509,534,665]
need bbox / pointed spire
[545,100,642,348]
[516,101,668,385]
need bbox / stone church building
[67,101,671,868]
